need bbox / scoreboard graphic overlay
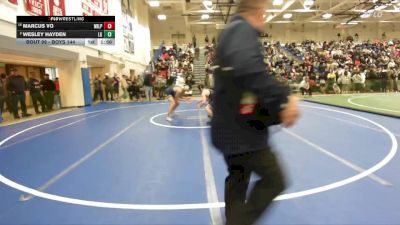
[16,16,115,46]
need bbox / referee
[211,1,299,225]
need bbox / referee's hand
[280,95,300,128]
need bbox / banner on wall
[8,0,18,5]
[82,1,91,16]
[124,36,130,53]
[25,0,46,15]
[121,2,135,55]
[91,0,100,8]
[102,0,108,14]
[81,0,108,15]
[48,0,66,16]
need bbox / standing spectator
[0,73,11,115]
[379,67,388,92]
[395,68,400,92]
[205,34,209,44]
[360,69,366,90]
[367,67,379,92]
[40,74,56,111]
[128,78,140,101]
[155,73,167,100]
[327,69,336,93]
[54,78,61,109]
[0,73,6,122]
[212,36,217,47]
[352,71,363,93]
[93,74,104,102]
[192,35,197,48]
[103,73,114,101]
[339,70,351,94]
[127,80,134,101]
[212,1,299,224]
[113,74,120,101]
[143,71,154,102]
[134,76,142,101]
[195,47,200,61]
[120,75,129,100]
[388,68,395,92]
[27,72,46,114]
[6,68,31,119]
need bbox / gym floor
[0,99,399,225]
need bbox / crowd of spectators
[264,39,400,95]
[0,68,60,123]
[92,43,197,103]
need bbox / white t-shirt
[360,72,366,83]
[175,76,186,88]
[388,61,396,69]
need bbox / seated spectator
[299,76,312,96]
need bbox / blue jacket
[211,15,289,156]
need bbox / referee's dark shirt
[211,15,289,156]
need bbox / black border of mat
[302,99,400,119]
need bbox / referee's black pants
[224,148,286,225]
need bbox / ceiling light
[149,0,160,7]
[273,0,283,6]
[322,13,332,19]
[203,0,212,7]
[283,13,293,19]
[157,14,167,20]
[266,0,295,22]
[201,14,210,19]
[304,0,314,6]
